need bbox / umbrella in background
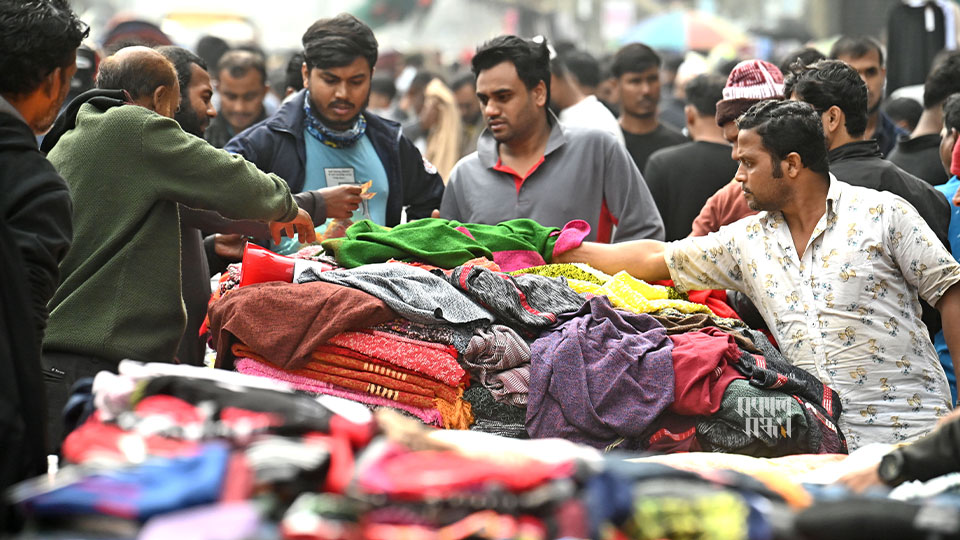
[619,10,751,52]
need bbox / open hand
[269,207,317,245]
[320,184,363,219]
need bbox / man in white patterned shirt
[557,100,960,449]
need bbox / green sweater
[46,104,298,364]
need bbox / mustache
[330,100,355,108]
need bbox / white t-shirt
[558,95,625,146]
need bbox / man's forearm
[554,240,670,281]
[938,283,960,391]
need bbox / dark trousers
[41,351,116,454]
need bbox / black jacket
[0,219,47,532]
[0,111,73,349]
[224,90,444,226]
[829,140,951,248]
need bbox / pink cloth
[327,331,466,387]
[550,219,591,258]
[491,250,546,272]
[667,327,746,416]
[234,358,443,426]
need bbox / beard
[175,102,206,138]
[311,92,370,132]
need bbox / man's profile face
[836,49,885,114]
[217,68,268,132]
[454,82,480,124]
[34,57,78,135]
[176,63,216,137]
[475,60,544,144]
[618,65,661,119]
[734,128,789,211]
[940,125,957,175]
[303,56,372,132]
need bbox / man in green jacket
[42,46,315,449]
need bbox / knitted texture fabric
[320,218,577,270]
[299,262,494,326]
[234,357,443,426]
[370,319,477,354]
[445,264,586,335]
[510,263,612,286]
[45,104,298,365]
[324,330,466,387]
[463,385,527,425]
[526,296,675,449]
[461,324,531,406]
[233,344,472,429]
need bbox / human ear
[533,80,547,107]
[784,152,803,178]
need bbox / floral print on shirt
[665,178,960,449]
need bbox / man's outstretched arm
[554,239,671,281]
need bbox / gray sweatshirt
[440,116,664,242]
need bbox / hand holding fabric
[270,208,316,245]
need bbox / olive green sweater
[46,104,297,364]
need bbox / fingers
[431,209,441,219]
[298,222,317,243]
[270,222,282,245]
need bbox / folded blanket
[232,343,471,430]
[207,280,397,370]
[234,357,443,426]
[327,330,466,387]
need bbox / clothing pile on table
[202,218,846,457]
[8,363,958,540]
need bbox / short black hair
[450,72,476,93]
[944,93,960,133]
[285,52,304,92]
[409,71,437,94]
[830,36,885,67]
[737,99,830,176]
[882,97,923,132]
[156,46,206,101]
[923,52,960,109]
[216,50,267,85]
[370,73,397,100]
[560,49,601,88]
[472,35,551,106]
[195,35,229,73]
[0,0,88,96]
[610,43,660,78]
[784,59,868,137]
[778,46,826,75]
[684,73,727,117]
[302,13,378,71]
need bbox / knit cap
[715,59,784,126]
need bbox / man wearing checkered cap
[690,59,785,237]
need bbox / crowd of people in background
[4,0,960,527]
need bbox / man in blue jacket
[225,13,444,229]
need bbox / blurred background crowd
[64,0,960,173]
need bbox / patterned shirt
[665,177,960,449]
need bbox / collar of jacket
[0,111,38,152]
[828,139,882,163]
[477,111,566,169]
[40,89,129,154]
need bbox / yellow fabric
[599,271,713,315]
[514,263,712,315]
